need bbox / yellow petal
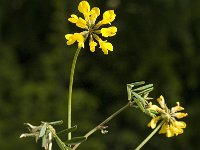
[171,102,184,113]
[78,1,90,15]
[170,125,183,136]
[76,17,87,29]
[101,10,116,25]
[174,112,188,119]
[90,7,100,24]
[147,116,161,129]
[159,123,174,137]
[166,127,174,137]
[157,95,166,109]
[101,26,117,37]
[174,121,186,129]
[99,40,113,54]
[159,123,168,134]
[65,34,73,40]
[68,14,78,23]
[65,33,84,48]
[89,41,97,52]
[148,104,163,113]
[75,33,85,48]
[65,34,75,45]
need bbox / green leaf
[133,97,145,112]
[55,138,66,150]
[57,125,77,135]
[39,123,47,138]
[132,92,146,106]
[128,81,145,87]
[65,136,86,145]
[133,84,153,92]
[137,87,154,95]
[41,120,63,126]
[42,134,48,148]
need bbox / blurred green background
[0,0,199,149]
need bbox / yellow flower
[78,1,90,16]
[101,10,116,25]
[101,26,117,37]
[99,40,113,54]
[65,33,84,48]
[68,14,78,23]
[89,41,97,52]
[76,18,87,29]
[147,95,188,137]
[90,7,100,24]
[65,1,117,54]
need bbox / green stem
[68,47,81,140]
[135,120,165,150]
[47,125,65,149]
[72,102,132,150]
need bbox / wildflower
[65,33,85,48]
[65,1,117,54]
[147,95,188,137]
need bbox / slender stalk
[72,102,131,150]
[47,125,63,148]
[135,120,165,150]
[68,47,81,140]
[48,132,52,150]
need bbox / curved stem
[68,47,81,140]
[72,102,132,150]
[135,120,165,150]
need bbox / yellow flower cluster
[147,95,188,137]
[65,1,117,54]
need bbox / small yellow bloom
[147,116,161,129]
[89,41,97,52]
[171,102,184,112]
[174,113,188,119]
[99,40,113,55]
[147,95,188,137]
[157,95,166,109]
[68,14,78,23]
[159,123,174,137]
[65,33,84,48]
[90,7,100,24]
[76,17,87,29]
[65,1,117,54]
[148,102,163,113]
[78,1,90,15]
[101,10,116,25]
[101,26,117,37]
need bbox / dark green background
[0,0,199,149]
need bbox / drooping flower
[65,1,117,54]
[147,95,188,137]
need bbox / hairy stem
[135,120,165,150]
[68,47,81,140]
[72,102,132,150]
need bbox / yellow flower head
[65,1,117,54]
[147,95,188,137]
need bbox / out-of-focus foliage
[0,0,200,149]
